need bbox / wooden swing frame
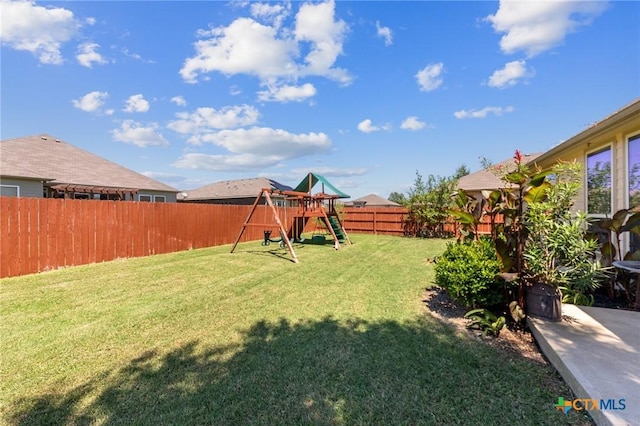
[230,185,351,263]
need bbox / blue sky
[1,0,638,199]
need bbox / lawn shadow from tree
[8,317,577,425]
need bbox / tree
[587,161,611,214]
[404,169,459,238]
[388,191,407,205]
[452,164,470,179]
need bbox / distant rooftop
[180,177,292,201]
[457,152,542,192]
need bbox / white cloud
[416,63,444,92]
[180,17,297,83]
[121,48,154,63]
[171,96,187,107]
[376,21,392,46]
[76,42,107,68]
[487,60,533,88]
[357,119,390,133]
[111,120,169,147]
[123,94,150,113]
[72,91,109,113]
[454,106,515,119]
[290,167,367,177]
[250,2,291,28]
[180,0,351,94]
[294,0,350,83]
[400,116,426,131]
[194,127,330,157]
[357,119,377,133]
[172,127,331,171]
[486,0,607,57]
[257,83,316,102]
[0,0,80,64]
[172,153,281,171]
[167,105,260,135]
[85,17,96,26]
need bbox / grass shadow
[8,317,582,425]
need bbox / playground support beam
[230,189,299,263]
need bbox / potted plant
[522,161,602,321]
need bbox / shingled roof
[457,152,542,192]
[181,177,292,201]
[346,193,401,207]
[0,134,177,192]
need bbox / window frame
[138,194,152,202]
[0,185,20,197]
[626,132,640,210]
[626,132,640,253]
[153,195,166,203]
[585,144,613,217]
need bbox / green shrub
[434,238,505,308]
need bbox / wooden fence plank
[0,197,11,278]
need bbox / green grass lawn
[1,234,585,425]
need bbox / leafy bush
[434,238,505,308]
[464,308,506,337]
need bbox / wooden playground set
[230,173,351,263]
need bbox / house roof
[457,152,543,192]
[0,134,178,192]
[180,177,292,201]
[346,193,401,207]
[534,98,640,165]
[0,156,53,181]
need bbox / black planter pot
[525,282,562,321]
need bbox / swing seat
[262,230,279,246]
[262,229,288,247]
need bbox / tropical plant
[464,308,506,338]
[449,189,484,242]
[523,161,603,294]
[589,208,640,303]
[560,286,595,306]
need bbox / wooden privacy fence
[0,197,298,279]
[0,198,503,278]
[340,207,501,237]
[340,207,408,236]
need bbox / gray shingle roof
[457,152,543,192]
[0,134,177,192]
[181,177,292,201]
[347,193,401,207]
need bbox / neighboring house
[457,152,542,196]
[0,134,178,201]
[532,98,640,252]
[179,177,293,205]
[344,193,402,208]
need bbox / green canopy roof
[293,173,350,198]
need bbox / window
[629,134,640,210]
[139,194,152,202]
[154,195,166,203]
[73,193,90,199]
[586,147,612,215]
[0,185,19,197]
[629,134,640,253]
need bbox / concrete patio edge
[528,304,639,426]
